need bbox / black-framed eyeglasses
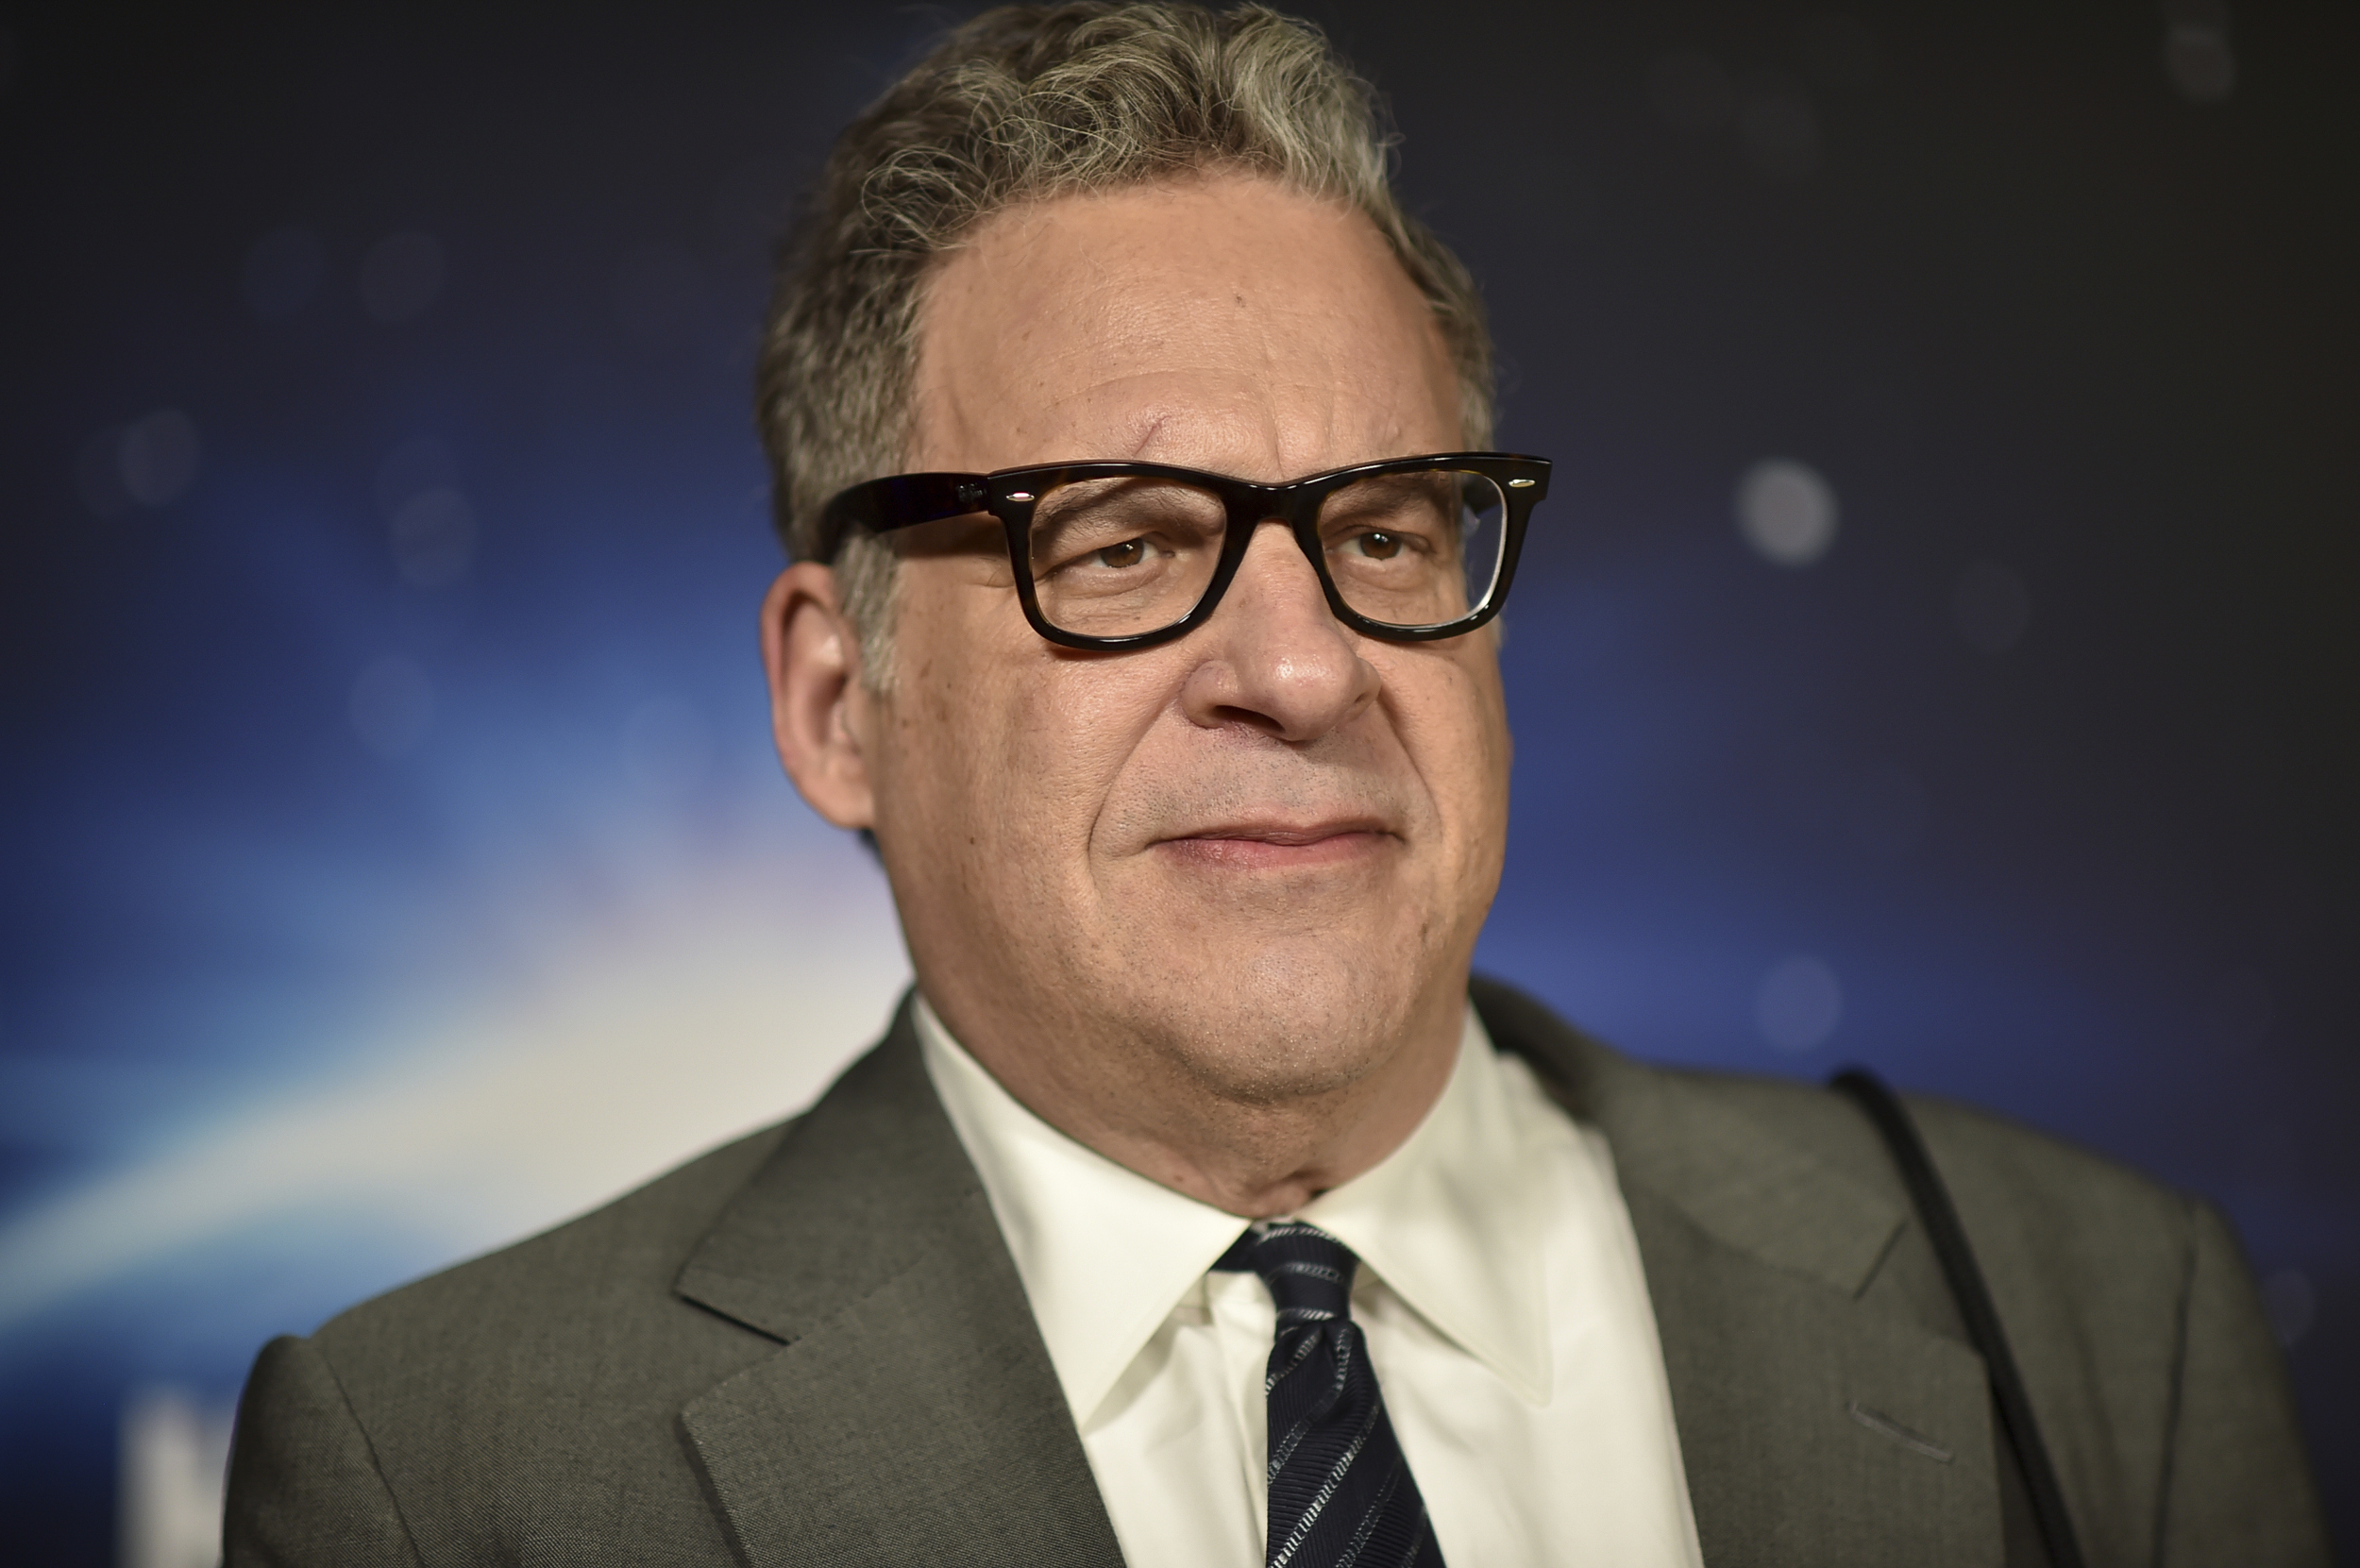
[818,451,1550,651]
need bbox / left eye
[1347,531,1405,561]
[1096,539,1150,569]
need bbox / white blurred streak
[0,836,907,1334]
[119,1386,233,1568]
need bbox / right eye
[1094,539,1152,570]
[1340,530,1408,562]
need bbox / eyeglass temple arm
[819,472,990,556]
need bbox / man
[225,6,2327,1565]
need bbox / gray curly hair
[755,1,1494,683]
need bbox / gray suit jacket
[224,979,2328,1566]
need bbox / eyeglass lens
[1025,468,1509,638]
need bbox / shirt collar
[917,997,1247,1425]
[916,997,1553,1423]
[1299,1007,1553,1404]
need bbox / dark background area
[1,1,2352,1560]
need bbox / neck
[931,982,1466,1217]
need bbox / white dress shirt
[916,998,1704,1568]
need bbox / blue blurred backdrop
[2,3,2352,1560]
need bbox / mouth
[1152,818,1398,870]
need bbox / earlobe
[760,563,877,830]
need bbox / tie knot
[1217,1221,1358,1321]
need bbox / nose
[1177,521,1380,741]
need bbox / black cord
[1830,1068,2088,1568]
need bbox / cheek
[895,637,1177,869]
[1022,662,1188,854]
[1390,646,1512,839]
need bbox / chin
[1119,944,1439,1104]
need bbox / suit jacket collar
[672,994,1125,1568]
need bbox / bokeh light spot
[348,656,435,757]
[360,231,447,324]
[1736,458,1839,565]
[2164,1,2236,104]
[1736,74,1821,178]
[1756,954,1844,1051]
[241,225,325,321]
[1951,560,2031,653]
[390,488,477,588]
[114,410,203,508]
[375,436,461,518]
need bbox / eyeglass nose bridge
[1123,481,1350,647]
[1183,497,1356,635]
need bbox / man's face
[831,174,1510,1109]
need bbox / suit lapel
[1475,979,2006,1568]
[673,997,1124,1568]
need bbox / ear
[760,562,876,830]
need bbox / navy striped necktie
[1216,1221,1446,1568]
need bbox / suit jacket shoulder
[1473,973,2329,1567]
[227,1119,799,1566]
[322,1113,791,1356]
[226,1000,1123,1568]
